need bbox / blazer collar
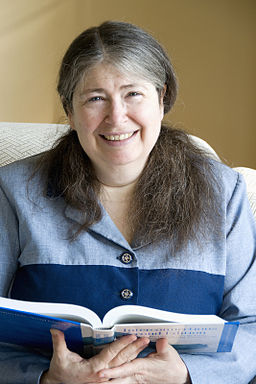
[64,203,134,251]
[47,184,146,250]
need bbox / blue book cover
[0,307,84,355]
[0,297,239,355]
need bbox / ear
[60,96,75,130]
[67,112,76,131]
[160,85,167,119]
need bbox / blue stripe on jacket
[11,264,224,320]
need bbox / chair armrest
[0,122,68,167]
[234,167,256,221]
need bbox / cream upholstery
[0,122,68,166]
[0,122,255,221]
[233,167,256,218]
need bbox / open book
[0,297,239,356]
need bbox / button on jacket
[0,156,256,384]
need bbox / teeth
[103,132,134,141]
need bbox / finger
[89,335,137,373]
[98,334,137,363]
[109,337,150,368]
[155,338,183,362]
[155,338,170,354]
[50,329,69,359]
[98,359,142,380]
[99,378,130,384]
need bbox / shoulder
[208,159,243,201]
[0,155,44,199]
[0,155,41,182]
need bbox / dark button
[120,288,133,300]
[119,252,134,264]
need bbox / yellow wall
[0,0,255,168]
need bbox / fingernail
[50,329,58,337]
[125,334,137,342]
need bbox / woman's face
[69,62,164,181]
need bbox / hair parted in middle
[57,20,177,116]
[32,20,220,252]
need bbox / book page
[113,322,225,353]
[0,297,102,328]
[80,327,116,357]
[102,305,224,328]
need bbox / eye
[87,96,104,102]
[127,91,141,97]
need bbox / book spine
[217,322,239,352]
[91,328,115,345]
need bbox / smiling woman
[39,21,218,250]
[0,20,256,384]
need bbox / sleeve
[0,181,50,383]
[181,173,256,384]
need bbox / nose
[104,98,128,126]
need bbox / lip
[99,130,139,146]
[100,130,137,137]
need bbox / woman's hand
[97,338,191,384]
[40,329,150,384]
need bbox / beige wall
[0,0,255,168]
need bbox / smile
[102,132,134,141]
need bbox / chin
[115,154,143,165]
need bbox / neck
[95,164,143,244]
[100,179,137,203]
[95,161,144,190]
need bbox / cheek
[144,112,162,145]
[139,100,163,121]
[139,105,163,130]
[75,113,100,135]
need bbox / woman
[0,21,255,384]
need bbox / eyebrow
[79,84,147,97]
[80,88,105,96]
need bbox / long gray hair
[33,21,220,251]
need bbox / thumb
[156,338,170,355]
[50,329,69,358]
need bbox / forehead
[75,62,154,94]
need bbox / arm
[0,343,50,384]
[0,182,50,384]
[181,173,256,383]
